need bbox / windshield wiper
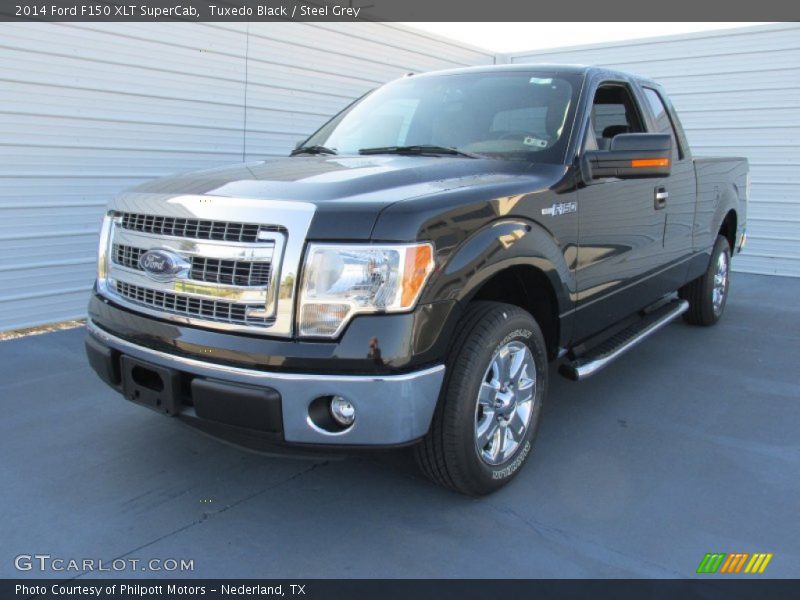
[290,145,338,156]
[358,145,481,158]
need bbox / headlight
[298,242,434,337]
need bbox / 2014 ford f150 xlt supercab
[85,65,748,495]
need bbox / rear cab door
[635,81,697,292]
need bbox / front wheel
[679,235,731,326]
[415,302,548,495]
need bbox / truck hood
[125,155,566,239]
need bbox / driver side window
[588,83,645,151]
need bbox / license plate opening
[121,356,181,415]
[131,365,164,392]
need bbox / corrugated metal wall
[0,22,494,331]
[506,22,800,277]
[2,22,796,331]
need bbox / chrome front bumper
[86,320,445,446]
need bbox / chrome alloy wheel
[474,341,536,465]
[712,250,729,315]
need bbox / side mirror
[584,133,672,180]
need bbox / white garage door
[0,22,494,331]
[508,23,800,277]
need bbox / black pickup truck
[86,65,748,495]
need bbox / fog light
[330,395,355,426]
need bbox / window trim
[581,80,647,153]
[641,86,685,160]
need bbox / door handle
[655,187,668,210]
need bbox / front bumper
[85,319,444,448]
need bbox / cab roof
[410,64,659,88]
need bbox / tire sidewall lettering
[482,325,540,480]
[491,440,532,480]
[494,328,533,355]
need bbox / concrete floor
[1,273,798,579]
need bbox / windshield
[301,70,582,163]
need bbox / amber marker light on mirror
[631,158,670,168]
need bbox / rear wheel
[415,301,547,495]
[679,235,731,326]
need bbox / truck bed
[694,155,749,250]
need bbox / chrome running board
[559,299,689,381]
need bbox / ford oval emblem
[138,249,188,282]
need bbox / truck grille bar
[191,257,272,287]
[113,243,145,269]
[114,281,270,326]
[119,212,283,243]
[112,243,272,287]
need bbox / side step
[559,298,689,381]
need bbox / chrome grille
[119,212,283,243]
[112,243,272,287]
[190,257,271,287]
[102,209,286,332]
[114,281,270,326]
[112,244,145,270]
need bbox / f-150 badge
[542,202,577,216]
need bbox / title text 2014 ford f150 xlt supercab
[85,65,748,495]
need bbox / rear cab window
[642,87,684,160]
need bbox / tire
[679,235,732,326]
[415,301,548,496]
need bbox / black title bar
[4,579,800,600]
[1,0,798,22]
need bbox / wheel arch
[423,218,572,359]
[719,209,737,253]
[467,264,562,360]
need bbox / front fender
[425,218,574,317]
[369,165,579,354]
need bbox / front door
[574,82,670,340]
